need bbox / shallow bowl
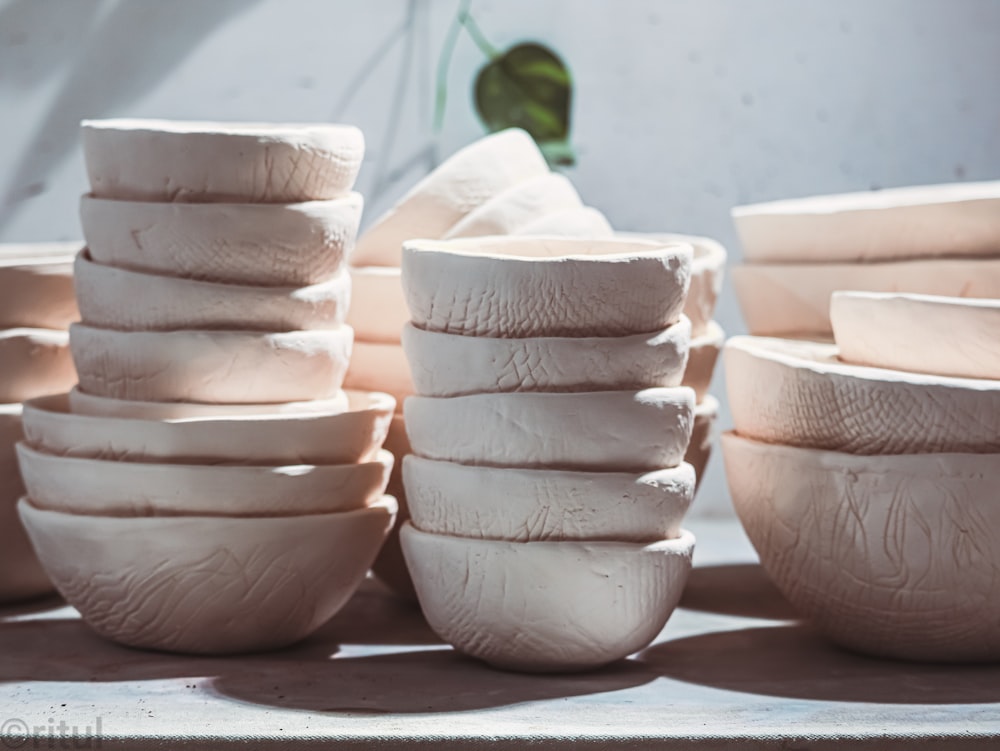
[0,242,79,329]
[0,328,76,403]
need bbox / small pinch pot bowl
[402,318,690,397]
[346,266,407,343]
[81,119,365,203]
[0,242,79,329]
[686,395,719,489]
[723,431,1000,661]
[0,328,76,403]
[404,387,696,471]
[80,192,362,286]
[75,250,350,332]
[17,442,392,517]
[680,320,724,401]
[23,390,394,465]
[403,455,695,542]
[401,523,695,672]
[402,236,693,338]
[70,324,353,403]
[18,496,398,654]
[513,206,614,238]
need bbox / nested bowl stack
[17,118,401,655]
[395,235,699,673]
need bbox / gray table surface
[1,517,999,750]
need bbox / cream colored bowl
[680,320,724,401]
[0,242,79,329]
[687,395,719,490]
[346,266,407,343]
[0,328,76,403]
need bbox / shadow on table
[679,563,800,621]
[640,623,1000,704]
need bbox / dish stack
[16,119,400,655]
[397,235,698,673]
[0,242,79,603]
[345,128,614,597]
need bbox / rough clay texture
[0,328,76,403]
[24,391,392,466]
[733,256,1000,337]
[17,442,392,518]
[443,173,582,239]
[19,497,397,654]
[82,119,365,203]
[725,335,1000,454]
[75,251,351,332]
[402,237,692,338]
[81,193,362,286]
[70,324,354,404]
[832,291,1000,380]
[687,395,718,492]
[401,523,694,672]
[402,319,690,397]
[346,267,407,343]
[723,432,1000,661]
[404,455,694,542]
[733,180,1000,263]
[353,128,548,267]
[514,206,614,238]
[0,242,80,329]
[680,321,723,401]
[404,388,696,471]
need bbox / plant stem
[459,9,500,59]
[433,0,470,133]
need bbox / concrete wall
[3,0,999,515]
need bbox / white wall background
[2,0,999,515]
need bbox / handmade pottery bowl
[70,324,354,403]
[23,390,393,465]
[353,128,547,266]
[723,431,1000,661]
[81,192,363,286]
[404,455,695,542]
[342,341,414,405]
[732,257,1000,337]
[404,387,696,471]
[724,335,1000,454]
[19,496,398,653]
[686,395,718,490]
[402,318,690,396]
[0,242,79,329]
[346,266,407,343]
[680,320,724,401]
[514,206,614,238]
[0,329,76,403]
[401,523,695,672]
[370,412,416,600]
[74,250,351,332]
[17,442,392,517]
[443,173,582,239]
[402,236,693,338]
[81,119,365,203]
[831,291,1000,380]
[732,180,1000,263]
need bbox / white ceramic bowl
[370,412,417,600]
[404,388,696,471]
[0,242,79,329]
[346,266,407,343]
[514,206,614,238]
[402,236,692,338]
[75,250,350,332]
[70,324,353,403]
[831,291,1000,380]
[404,455,694,542]
[342,341,414,405]
[443,173,582,239]
[402,319,690,397]
[23,390,393,465]
[19,496,397,653]
[81,119,365,203]
[0,328,76,403]
[723,431,1000,661]
[687,395,718,490]
[401,523,695,672]
[81,192,362,286]
[680,320,724,401]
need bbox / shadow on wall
[0,0,263,231]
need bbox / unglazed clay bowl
[346,266,407,343]
[723,431,1000,661]
[680,320,724,401]
[402,236,693,338]
[342,341,414,405]
[686,395,719,490]
[0,242,79,329]
[404,455,695,542]
[75,250,350,332]
[733,180,1000,263]
[24,390,393,465]
[732,257,1000,337]
[82,119,365,203]
[404,388,696,471]
[0,404,52,602]
[724,335,1000,454]
[402,318,690,396]
[443,173,582,239]
[370,412,416,601]
[19,496,397,654]
[401,523,695,672]
[514,206,614,238]
[0,328,76,403]
[81,192,362,286]
[831,291,1000,380]
[70,324,353,403]
[18,442,392,517]
[353,128,548,266]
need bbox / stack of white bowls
[16,119,400,655]
[397,235,698,673]
[0,242,80,603]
